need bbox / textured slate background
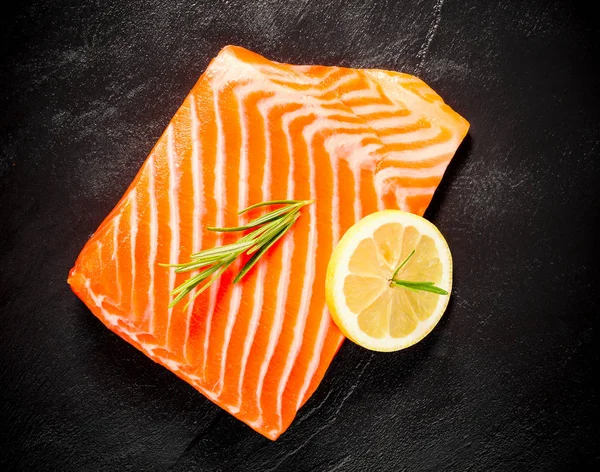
[1,0,599,470]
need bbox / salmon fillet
[67,45,469,440]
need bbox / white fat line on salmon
[382,127,450,150]
[295,306,332,411]
[240,92,301,420]
[304,104,383,170]
[230,88,275,409]
[258,64,340,86]
[250,104,309,427]
[349,104,411,115]
[84,278,121,330]
[235,83,252,217]
[184,94,203,363]
[321,127,380,170]
[339,85,381,103]
[217,82,273,404]
[360,114,421,131]
[216,283,242,399]
[256,106,326,425]
[261,110,273,200]
[266,70,359,99]
[210,80,265,397]
[211,81,227,231]
[332,156,340,243]
[365,73,419,109]
[379,139,457,163]
[202,81,227,376]
[214,82,254,399]
[276,117,343,418]
[404,186,439,198]
[86,281,173,368]
[262,66,345,90]
[147,154,158,332]
[273,117,319,429]
[165,124,181,348]
[381,181,438,212]
[320,122,381,220]
[377,124,441,145]
[130,189,138,313]
[375,162,449,180]
[249,239,293,426]
[249,139,304,427]
[112,214,122,303]
[233,260,266,410]
[309,120,360,241]
[318,71,359,94]
[217,50,351,96]
[339,71,401,113]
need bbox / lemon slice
[325,210,452,352]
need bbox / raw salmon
[68,45,469,440]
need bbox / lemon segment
[325,210,452,352]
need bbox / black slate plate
[1,1,599,470]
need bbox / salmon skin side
[67,45,469,440]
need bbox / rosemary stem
[163,199,313,308]
[389,248,448,295]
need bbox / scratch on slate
[510,178,527,189]
[328,455,352,472]
[331,353,373,417]
[416,0,446,73]
[167,411,225,470]
[263,425,328,472]
[294,387,335,427]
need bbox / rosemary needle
[390,249,449,295]
[161,199,313,309]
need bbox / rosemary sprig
[161,199,313,309]
[390,249,449,295]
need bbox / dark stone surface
[1,0,599,470]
